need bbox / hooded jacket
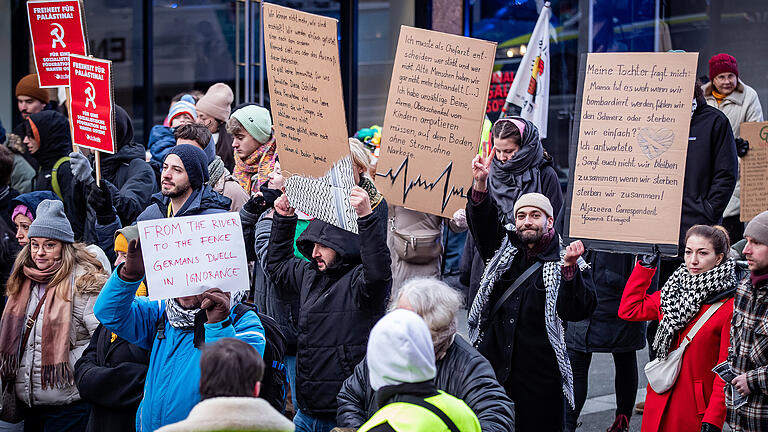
[9,191,59,221]
[83,106,156,251]
[266,212,392,417]
[26,111,81,238]
[680,101,738,251]
[337,335,515,431]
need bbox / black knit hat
[165,144,210,190]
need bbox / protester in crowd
[174,122,248,212]
[702,54,764,242]
[242,160,310,416]
[22,110,82,239]
[0,200,108,430]
[228,105,277,195]
[728,211,768,432]
[147,95,198,165]
[10,191,59,248]
[197,83,236,171]
[337,277,515,431]
[156,338,295,432]
[4,133,35,195]
[462,116,563,306]
[267,187,391,432]
[349,138,387,226]
[0,146,19,227]
[74,226,150,432]
[565,252,644,432]
[465,187,595,430]
[69,105,157,251]
[619,225,736,432]
[12,73,53,173]
[355,309,481,432]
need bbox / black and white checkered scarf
[467,224,575,408]
[654,259,736,360]
[165,290,248,329]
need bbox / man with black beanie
[136,144,231,221]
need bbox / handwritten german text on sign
[69,55,115,154]
[137,213,250,301]
[262,3,349,178]
[27,0,88,88]
[740,122,768,222]
[375,26,496,217]
[565,52,699,255]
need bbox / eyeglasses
[30,242,58,253]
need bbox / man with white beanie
[357,309,480,432]
[728,210,768,431]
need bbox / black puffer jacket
[266,212,391,417]
[27,111,82,238]
[74,324,150,432]
[336,335,515,431]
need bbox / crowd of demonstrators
[354,309,482,432]
[147,94,198,166]
[337,277,515,431]
[702,54,764,241]
[620,226,736,431]
[228,105,277,195]
[12,74,53,173]
[157,338,294,432]
[196,83,236,172]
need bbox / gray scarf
[654,259,736,359]
[467,224,575,408]
[165,290,247,329]
[488,117,545,223]
[208,156,228,187]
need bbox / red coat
[618,263,731,432]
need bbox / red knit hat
[709,54,738,80]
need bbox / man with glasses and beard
[465,182,596,430]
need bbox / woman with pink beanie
[196,83,236,172]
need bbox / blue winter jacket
[94,270,266,432]
[147,125,176,165]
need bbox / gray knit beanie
[745,211,768,246]
[27,199,75,243]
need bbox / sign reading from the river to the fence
[27,0,88,88]
[740,121,768,222]
[375,26,496,217]
[564,52,699,256]
[68,54,115,153]
[262,2,349,179]
[138,213,250,300]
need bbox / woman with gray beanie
[0,199,108,430]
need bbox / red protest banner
[69,55,115,154]
[27,0,88,88]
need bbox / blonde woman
[0,200,107,431]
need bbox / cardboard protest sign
[375,26,496,217]
[740,122,768,222]
[137,213,250,301]
[27,0,88,88]
[68,54,115,154]
[564,52,699,256]
[262,3,349,179]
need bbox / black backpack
[232,302,289,413]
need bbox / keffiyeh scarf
[165,290,248,329]
[467,224,575,408]
[234,137,277,194]
[654,259,736,360]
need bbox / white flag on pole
[505,2,551,138]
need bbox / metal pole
[258,0,264,106]
[244,0,250,103]
[235,0,240,104]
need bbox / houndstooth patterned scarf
[654,259,736,360]
[467,224,575,408]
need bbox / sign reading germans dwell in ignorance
[375,26,496,217]
[565,52,699,255]
[69,54,115,153]
[27,0,88,88]
[740,121,768,222]
[138,213,250,301]
[262,3,349,179]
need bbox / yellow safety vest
[358,390,481,432]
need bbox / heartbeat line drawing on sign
[376,157,467,213]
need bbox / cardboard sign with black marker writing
[564,52,699,256]
[740,121,768,222]
[375,26,496,217]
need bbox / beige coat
[703,80,764,217]
[156,397,294,432]
[14,263,101,406]
[212,174,249,212]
